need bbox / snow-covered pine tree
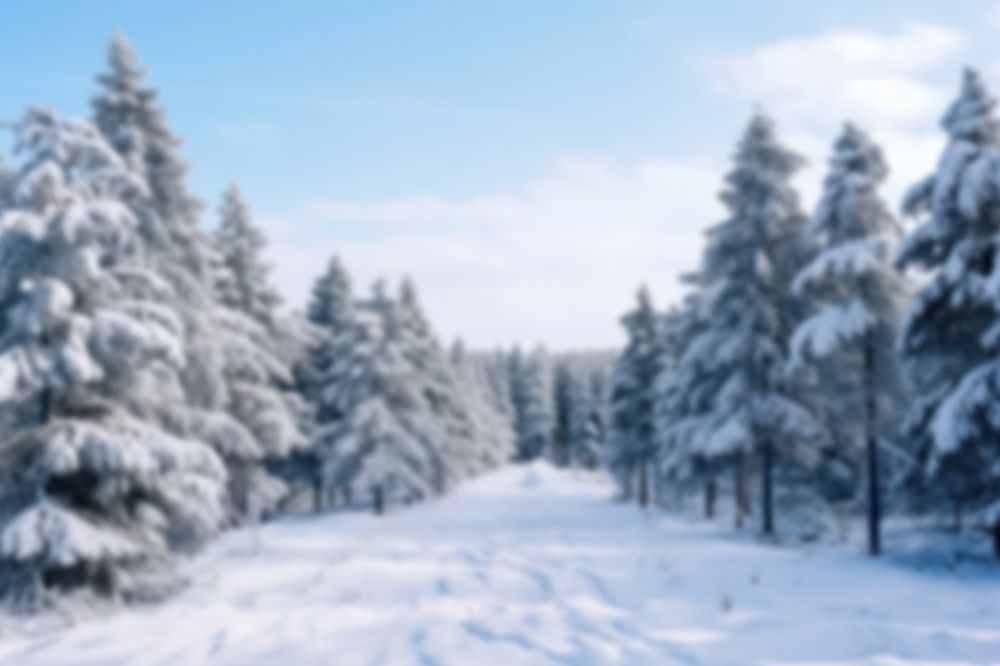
[396,279,478,489]
[91,33,297,524]
[284,256,356,511]
[564,362,605,470]
[210,184,306,519]
[656,284,724,518]
[607,286,663,506]
[92,32,211,286]
[313,282,437,514]
[552,361,574,467]
[508,346,555,462]
[791,124,910,556]
[212,183,281,328]
[449,340,516,470]
[0,109,226,607]
[896,69,1000,557]
[678,114,824,536]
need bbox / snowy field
[1,462,999,666]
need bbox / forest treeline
[604,70,1000,564]
[1,34,999,613]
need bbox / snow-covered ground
[2,462,999,666]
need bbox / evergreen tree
[314,282,438,513]
[210,185,306,519]
[552,361,574,467]
[450,341,516,470]
[656,286,725,518]
[673,114,824,535]
[509,347,554,461]
[0,109,225,606]
[290,256,358,511]
[91,33,298,523]
[212,183,281,328]
[792,124,910,556]
[92,32,210,284]
[565,363,605,470]
[607,286,663,506]
[896,69,1000,557]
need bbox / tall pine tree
[896,69,1000,557]
[792,124,910,556]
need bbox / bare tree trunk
[734,453,748,529]
[864,336,882,557]
[704,477,716,519]
[373,486,384,516]
[638,457,649,508]
[761,441,774,537]
[312,476,323,514]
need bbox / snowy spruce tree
[508,346,555,462]
[670,114,824,536]
[896,69,1000,557]
[288,255,356,510]
[655,286,727,518]
[791,124,910,556]
[565,361,606,470]
[92,33,300,523]
[607,286,663,506]
[0,109,226,607]
[449,341,516,469]
[311,282,438,513]
[212,183,282,327]
[210,184,307,518]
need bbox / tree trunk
[864,336,882,557]
[344,487,353,506]
[373,485,385,516]
[312,476,323,514]
[734,453,748,529]
[953,503,963,534]
[638,457,649,508]
[704,477,716,519]
[993,519,1000,561]
[761,441,774,537]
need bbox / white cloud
[259,22,968,351]
[260,158,722,350]
[704,22,961,218]
[703,22,963,128]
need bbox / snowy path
[2,462,1000,665]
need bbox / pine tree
[450,341,516,470]
[212,183,281,328]
[314,282,438,513]
[656,286,724,518]
[792,124,910,556]
[607,286,663,506]
[552,361,574,467]
[673,114,824,535]
[210,185,306,519]
[92,31,210,284]
[565,362,605,470]
[0,109,226,607]
[283,257,357,511]
[509,346,554,462]
[896,69,1000,557]
[91,33,298,523]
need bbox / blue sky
[1,1,998,348]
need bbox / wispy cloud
[702,21,964,209]
[260,157,722,349]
